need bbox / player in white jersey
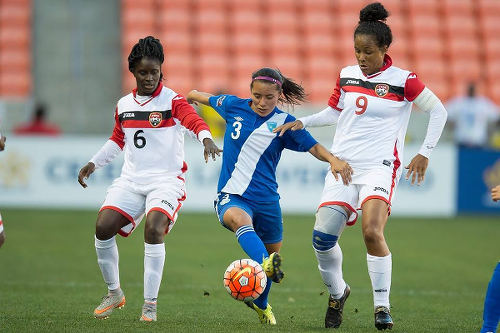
[275,3,447,330]
[187,67,352,325]
[0,130,5,248]
[77,36,221,322]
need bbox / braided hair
[354,2,392,49]
[251,67,307,106]
[128,36,164,79]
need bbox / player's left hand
[203,138,222,162]
[405,154,428,185]
[491,185,500,202]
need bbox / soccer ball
[223,258,267,302]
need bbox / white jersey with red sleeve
[328,55,425,177]
[108,84,211,184]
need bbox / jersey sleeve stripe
[109,108,125,149]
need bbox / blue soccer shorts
[214,192,283,244]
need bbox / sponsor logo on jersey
[266,121,277,132]
[149,112,162,127]
[408,73,417,79]
[123,112,135,118]
[383,160,391,167]
[234,116,244,122]
[345,79,360,85]
[374,186,389,194]
[375,84,390,97]
[161,199,174,210]
[216,95,226,106]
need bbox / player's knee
[312,229,338,251]
[95,219,118,240]
[362,224,385,245]
[144,217,169,243]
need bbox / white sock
[144,242,165,302]
[367,253,392,308]
[95,235,120,291]
[315,243,346,299]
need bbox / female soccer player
[187,67,352,325]
[77,36,221,322]
[274,2,447,330]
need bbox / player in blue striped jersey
[188,67,353,325]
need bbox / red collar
[132,83,163,98]
[363,54,392,79]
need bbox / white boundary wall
[0,136,456,216]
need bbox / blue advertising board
[457,146,500,214]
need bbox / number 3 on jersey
[231,121,242,139]
[355,96,368,115]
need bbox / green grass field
[0,209,498,332]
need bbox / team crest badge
[375,84,389,97]
[266,121,277,132]
[149,112,162,127]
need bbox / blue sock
[235,225,268,264]
[481,262,500,333]
[235,225,271,309]
[254,279,272,310]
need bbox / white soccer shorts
[318,167,399,225]
[100,176,186,237]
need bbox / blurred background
[0,0,499,216]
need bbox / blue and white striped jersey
[209,94,317,202]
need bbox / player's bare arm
[491,185,500,202]
[0,135,6,151]
[78,162,96,188]
[187,90,213,106]
[405,154,428,185]
[273,120,303,137]
[202,138,222,163]
[308,143,353,185]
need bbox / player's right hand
[0,135,6,151]
[330,157,353,185]
[78,162,95,188]
[273,120,304,137]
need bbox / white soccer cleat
[93,290,126,319]
[140,301,157,322]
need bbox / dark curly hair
[251,67,307,106]
[354,2,392,48]
[128,36,164,79]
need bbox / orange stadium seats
[302,33,335,58]
[476,0,500,17]
[158,30,191,53]
[441,0,474,16]
[479,15,500,39]
[301,10,334,35]
[115,0,497,103]
[406,0,439,15]
[0,0,31,97]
